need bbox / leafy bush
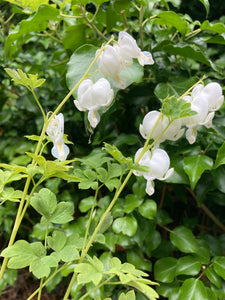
[0,0,225,299]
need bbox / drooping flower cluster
[74,78,114,128]
[134,81,224,195]
[181,82,224,144]
[96,31,154,88]
[134,148,174,196]
[74,31,154,129]
[46,113,70,161]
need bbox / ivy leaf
[139,200,157,220]
[183,155,214,189]
[155,11,188,36]
[204,266,223,288]
[198,1,210,17]
[214,141,225,168]
[176,256,201,276]
[170,226,199,253]
[212,256,225,280]
[112,215,138,236]
[154,257,177,283]
[4,0,49,12]
[178,278,207,300]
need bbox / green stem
[177,75,206,101]
[139,5,145,49]
[81,185,102,254]
[0,176,32,281]
[37,278,44,300]
[80,3,107,41]
[27,264,68,300]
[31,89,46,121]
[79,275,115,300]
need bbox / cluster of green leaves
[1,0,225,299]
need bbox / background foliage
[0,0,225,299]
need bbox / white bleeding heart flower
[134,147,174,196]
[46,113,70,161]
[96,45,124,83]
[181,82,224,144]
[139,110,184,145]
[74,78,114,128]
[96,31,154,88]
[118,31,154,66]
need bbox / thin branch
[187,187,225,232]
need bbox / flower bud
[46,113,70,161]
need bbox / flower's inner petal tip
[138,51,154,66]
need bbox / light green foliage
[5,68,46,91]
[30,188,74,224]
[1,0,225,299]
[1,240,58,278]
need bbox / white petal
[201,112,215,128]
[186,127,197,144]
[159,168,174,181]
[51,143,70,161]
[138,51,154,66]
[88,110,100,128]
[74,99,85,111]
[146,179,155,196]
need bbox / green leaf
[176,256,201,276]
[30,255,58,278]
[161,96,196,120]
[112,215,138,236]
[5,5,59,56]
[212,256,225,280]
[1,240,36,269]
[154,76,199,100]
[178,278,207,300]
[0,188,23,203]
[214,141,225,168]
[30,188,57,219]
[66,44,100,98]
[62,24,86,51]
[5,0,49,12]
[49,202,74,224]
[103,143,133,168]
[119,290,136,300]
[128,280,159,300]
[124,194,144,214]
[156,11,188,36]
[170,226,199,253]
[192,239,210,265]
[79,196,95,212]
[47,231,67,252]
[204,266,223,288]
[139,200,157,220]
[183,155,213,189]
[198,0,210,16]
[75,256,104,286]
[154,257,177,283]
[201,20,225,34]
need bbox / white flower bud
[134,147,174,195]
[74,78,114,128]
[46,113,70,161]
